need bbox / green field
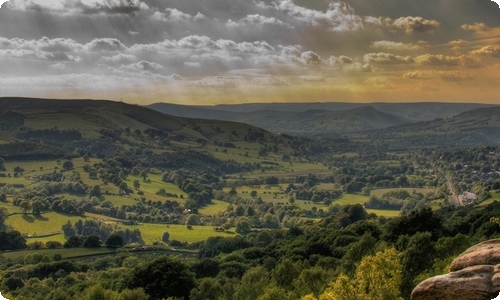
[480,191,500,206]
[131,223,236,244]
[370,188,436,197]
[198,200,230,215]
[6,212,85,236]
[332,193,369,206]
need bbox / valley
[1,97,500,300]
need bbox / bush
[162,231,170,243]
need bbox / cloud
[100,53,137,64]
[330,55,354,65]
[6,0,150,15]
[0,36,82,61]
[122,60,164,72]
[370,40,424,51]
[403,70,473,81]
[85,38,126,52]
[392,16,440,34]
[196,76,236,88]
[226,14,291,28]
[462,22,491,32]
[364,52,414,64]
[366,16,440,34]
[50,63,67,70]
[251,75,288,86]
[330,55,372,72]
[415,54,482,68]
[470,45,500,57]
[151,8,205,22]
[264,0,363,32]
[300,75,326,82]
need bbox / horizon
[1,0,500,105]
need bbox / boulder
[450,239,500,272]
[411,239,500,300]
[411,265,499,300]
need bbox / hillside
[368,106,500,148]
[149,103,410,135]
[0,97,296,171]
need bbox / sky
[0,0,499,105]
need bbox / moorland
[1,97,500,299]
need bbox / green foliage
[190,277,223,300]
[234,266,270,300]
[130,255,196,300]
[271,258,300,290]
[162,231,170,243]
[105,233,125,248]
[400,232,435,296]
[0,230,27,250]
[83,235,102,248]
[318,248,403,300]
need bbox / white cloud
[264,0,363,32]
[5,0,150,15]
[364,52,414,64]
[365,16,440,34]
[151,8,205,22]
[370,41,424,51]
[226,14,291,28]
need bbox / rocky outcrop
[411,238,500,300]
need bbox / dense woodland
[1,99,500,299]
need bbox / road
[446,176,462,206]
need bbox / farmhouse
[458,192,477,205]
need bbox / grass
[199,200,230,215]
[480,191,500,206]
[370,188,436,197]
[1,247,118,260]
[125,174,188,203]
[332,193,369,206]
[365,209,400,217]
[131,223,236,244]
[6,212,86,236]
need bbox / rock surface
[411,239,500,300]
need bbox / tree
[140,170,148,181]
[62,160,74,170]
[250,190,258,198]
[88,185,101,198]
[105,233,124,248]
[190,277,223,300]
[129,256,195,300]
[162,231,170,243]
[20,200,31,214]
[272,258,300,290]
[83,235,102,248]
[0,230,26,250]
[317,248,403,300]
[0,207,8,230]
[133,179,141,190]
[3,277,24,292]
[294,267,327,298]
[235,266,270,300]
[401,232,435,297]
[236,219,251,235]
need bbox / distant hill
[0,97,294,162]
[369,106,500,148]
[148,102,495,136]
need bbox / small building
[458,192,477,205]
